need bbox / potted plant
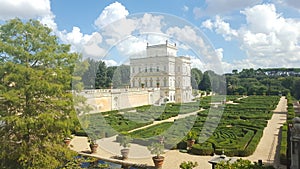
[89,138,98,154]
[64,136,72,146]
[147,142,165,169]
[88,132,100,154]
[156,82,160,88]
[117,132,132,160]
[141,83,145,88]
[186,131,197,150]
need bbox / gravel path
[244,96,287,168]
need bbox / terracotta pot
[187,139,195,149]
[90,143,98,153]
[64,138,71,146]
[152,156,164,169]
[121,148,130,160]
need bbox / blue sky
[0,0,300,73]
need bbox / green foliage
[187,130,198,140]
[191,68,203,89]
[179,161,198,169]
[226,68,300,99]
[95,61,107,89]
[147,142,165,158]
[199,71,211,91]
[117,132,132,148]
[279,123,288,164]
[0,18,80,168]
[190,96,279,156]
[215,158,275,169]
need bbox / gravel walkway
[244,96,287,168]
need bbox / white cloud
[190,56,204,69]
[137,13,164,34]
[102,59,118,67]
[0,0,51,20]
[183,5,189,12]
[39,13,57,31]
[201,19,213,30]
[82,32,106,59]
[94,2,129,29]
[202,16,238,41]
[116,36,147,57]
[241,4,284,34]
[166,26,203,45]
[201,3,300,71]
[194,0,261,18]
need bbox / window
[163,78,167,87]
[157,66,159,72]
[145,67,147,72]
[164,66,166,71]
[150,78,153,87]
[150,67,153,72]
[132,67,135,73]
[139,67,141,72]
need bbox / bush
[190,143,214,155]
[280,123,288,165]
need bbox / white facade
[130,42,192,103]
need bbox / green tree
[111,65,130,88]
[0,19,79,168]
[199,71,211,92]
[82,58,98,89]
[106,66,117,87]
[191,68,203,89]
[95,61,107,89]
[292,78,300,99]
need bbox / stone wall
[81,88,161,113]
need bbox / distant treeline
[81,58,130,89]
[81,59,300,99]
[225,68,300,99]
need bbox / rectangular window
[132,67,135,73]
[157,66,159,72]
[139,67,141,72]
[150,67,152,72]
[145,67,147,72]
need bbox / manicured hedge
[280,123,288,165]
[190,143,214,155]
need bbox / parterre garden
[77,95,280,157]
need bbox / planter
[152,156,164,169]
[187,139,195,150]
[121,148,130,160]
[89,143,98,153]
[64,138,71,146]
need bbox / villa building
[130,41,192,103]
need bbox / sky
[0,0,300,73]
